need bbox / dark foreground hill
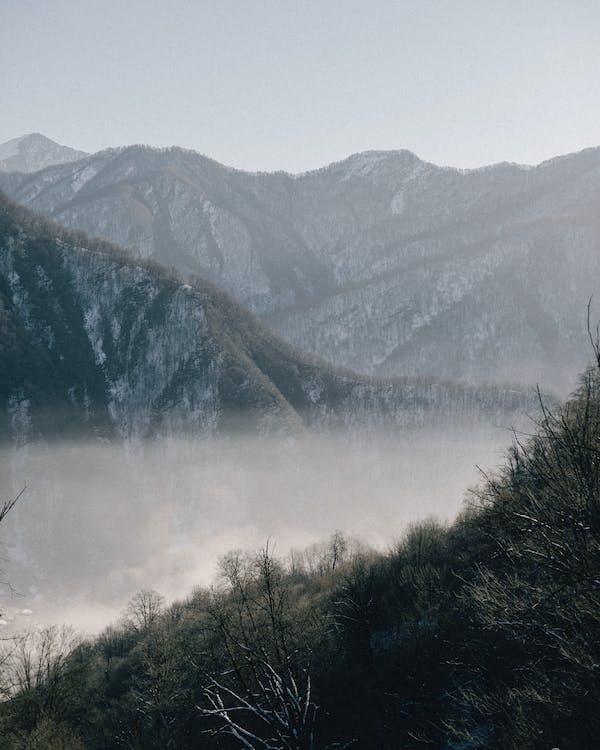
[0,368,598,749]
[2,141,600,390]
[0,194,530,442]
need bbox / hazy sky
[2,0,600,172]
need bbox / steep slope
[0,133,88,173]
[0,194,529,442]
[2,144,599,392]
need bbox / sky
[2,0,600,173]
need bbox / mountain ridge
[5,132,600,176]
[0,192,530,443]
[2,140,599,392]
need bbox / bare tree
[0,625,82,732]
[0,486,24,526]
[290,532,363,578]
[199,545,322,750]
[0,486,25,612]
[130,615,185,750]
[126,589,165,632]
[201,658,317,750]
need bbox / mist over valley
[1,5,600,742]
[0,191,539,636]
[0,425,512,634]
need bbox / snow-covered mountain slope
[2,144,599,392]
[0,133,88,173]
[0,194,531,442]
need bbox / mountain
[1,144,598,393]
[0,193,529,442]
[0,133,88,173]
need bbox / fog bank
[0,426,515,634]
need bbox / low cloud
[0,424,515,633]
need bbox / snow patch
[71,164,99,194]
[342,152,393,180]
[390,191,405,215]
[83,305,107,365]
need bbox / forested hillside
[2,142,600,390]
[0,369,598,749]
[0,193,530,442]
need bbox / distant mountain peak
[344,148,421,163]
[335,149,427,180]
[2,142,599,394]
[0,133,88,173]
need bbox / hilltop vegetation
[0,370,598,749]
